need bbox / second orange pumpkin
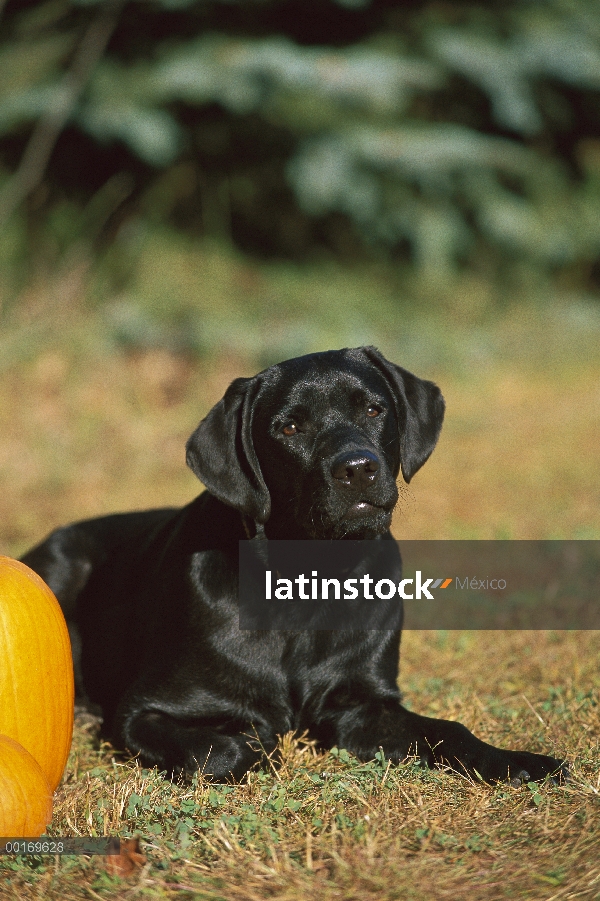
[0,734,53,837]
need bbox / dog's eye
[282,422,298,436]
[366,405,381,418]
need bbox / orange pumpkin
[0,556,74,792]
[0,734,53,837]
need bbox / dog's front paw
[503,751,568,786]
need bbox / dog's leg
[323,698,567,784]
[119,708,277,781]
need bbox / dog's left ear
[186,376,270,524]
[362,346,445,483]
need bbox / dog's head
[186,347,444,539]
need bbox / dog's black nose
[331,451,380,488]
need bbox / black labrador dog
[22,347,565,783]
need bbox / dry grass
[0,261,599,899]
[394,366,600,541]
[2,630,599,900]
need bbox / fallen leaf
[105,837,146,877]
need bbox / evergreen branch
[0,0,127,227]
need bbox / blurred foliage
[1,0,600,295]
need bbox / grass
[2,632,599,900]
[0,238,599,898]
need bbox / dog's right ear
[186,377,270,524]
[362,346,445,483]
